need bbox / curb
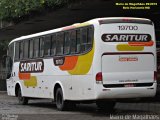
[0,91,7,94]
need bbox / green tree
[0,0,70,21]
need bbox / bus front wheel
[17,88,28,105]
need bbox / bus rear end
[96,18,157,99]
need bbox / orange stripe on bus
[18,72,31,80]
[128,40,154,46]
[59,56,78,70]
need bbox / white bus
[5,17,157,111]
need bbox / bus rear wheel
[17,88,28,105]
[96,101,115,112]
[55,88,76,111]
[55,88,68,111]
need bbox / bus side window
[86,26,93,50]
[39,37,44,57]
[56,32,64,56]
[29,39,33,58]
[51,34,56,56]
[44,35,51,56]
[80,26,93,53]
[76,29,81,54]
[87,26,93,44]
[70,30,76,54]
[23,40,29,59]
[19,41,24,60]
[15,42,20,61]
[33,38,40,58]
[80,27,87,53]
[64,32,70,55]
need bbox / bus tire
[96,101,115,112]
[17,88,28,105]
[55,88,68,111]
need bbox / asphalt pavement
[0,92,160,120]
